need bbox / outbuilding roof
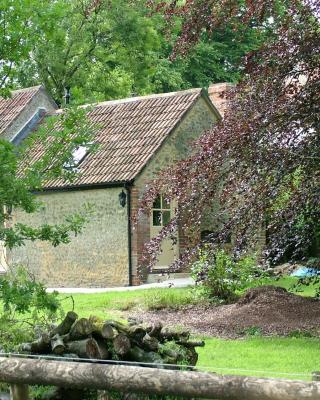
[0,86,42,135]
[44,88,211,188]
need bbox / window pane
[153,196,161,209]
[153,210,162,226]
[162,197,170,209]
[162,211,171,226]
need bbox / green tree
[11,0,273,104]
[0,0,38,96]
[16,0,161,104]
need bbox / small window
[64,145,89,170]
[152,195,171,227]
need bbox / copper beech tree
[137,1,320,273]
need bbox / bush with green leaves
[191,248,259,302]
[0,266,63,350]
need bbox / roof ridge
[11,85,42,94]
[80,88,202,110]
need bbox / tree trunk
[2,357,320,400]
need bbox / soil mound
[131,286,320,338]
[238,285,314,306]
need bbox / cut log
[107,321,146,341]
[158,345,179,360]
[184,347,198,366]
[66,338,102,359]
[69,318,94,340]
[160,328,190,342]
[142,334,159,352]
[2,356,320,400]
[19,334,51,354]
[51,334,65,355]
[113,334,131,357]
[50,311,78,337]
[127,346,164,365]
[148,322,162,339]
[93,322,117,340]
[177,340,205,348]
[95,338,110,360]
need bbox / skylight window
[64,145,89,170]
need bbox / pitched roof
[43,88,205,188]
[0,86,42,135]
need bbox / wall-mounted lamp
[119,189,127,208]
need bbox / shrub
[0,266,63,350]
[191,248,259,302]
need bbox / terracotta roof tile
[0,86,42,135]
[29,88,203,188]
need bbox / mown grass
[197,337,320,381]
[59,287,196,320]
[59,275,317,318]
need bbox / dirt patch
[129,286,320,338]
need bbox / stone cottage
[0,86,57,273]
[1,85,226,287]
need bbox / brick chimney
[208,82,233,118]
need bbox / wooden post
[0,357,320,400]
[10,384,29,400]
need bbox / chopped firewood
[113,333,131,357]
[50,311,78,337]
[51,334,66,355]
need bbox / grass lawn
[59,275,317,319]
[59,287,195,320]
[197,337,320,380]
[57,276,319,381]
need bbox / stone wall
[9,188,129,287]
[131,96,219,283]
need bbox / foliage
[191,249,258,301]
[0,266,59,316]
[0,266,63,351]
[137,1,320,281]
[0,0,38,96]
[15,0,162,104]
[242,326,262,337]
[4,0,273,105]
[290,258,320,298]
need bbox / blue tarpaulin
[291,267,320,278]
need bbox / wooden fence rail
[0,357,320,400]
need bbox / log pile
[19,311,204,368]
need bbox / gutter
[34,180,133,194]
[125,183,133,286]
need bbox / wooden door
[150,195,178,269]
